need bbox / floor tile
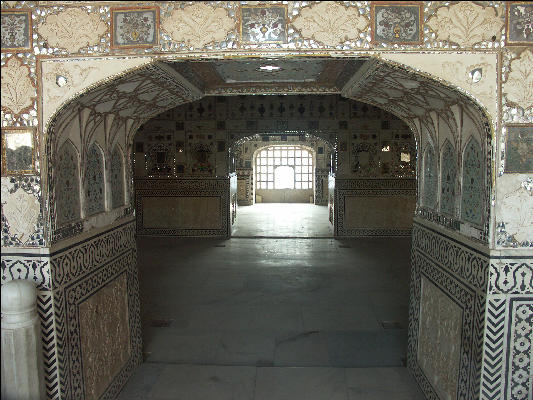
[255,367,348,400]
[148,365,256,400]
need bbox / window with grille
[255,146,314,189]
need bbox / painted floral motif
[84,144,105,216]
[2,188,40,244]
[56,141,80,226]
[508,2,533,43]
[241,6,286,43]
[292,2,369,46]
[373,5,421,43]
[1,11,31,50]
[0,57,35,117]
[440,141,457,216]
[37,8,107,53]
[112,8,157,47]
[504,49,533,110]
[110,147,125,208]
[505,126,533,172]
[461,138,483,226]
[161,3,234,48]
[423,146,438,209]
[427,2,504,47]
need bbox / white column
[1,280,45,400]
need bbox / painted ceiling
[168,58,367,94]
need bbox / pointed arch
[440,139,457,216]
[56,139,81,226]
[84,142,106,216]
[461,137,484,226]
[422,144,438,209]
[110,145,126,209]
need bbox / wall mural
[440,141,457,216]
[0,2,531,400]
[56,141,80,226]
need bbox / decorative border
[134,178,230,237]
[490,260,533,294]
[505,297,532,400]
[408,221,488,400]
[1,127,36,175]
[110,6,160,49]
[370,2,424,45]
[0,9,33,52]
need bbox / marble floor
[232,203,333,237]
[118,236,425,399]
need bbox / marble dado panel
[418,276,462,400]
[334,179,416,237]
[79,273,130,400]
[134,178,230,237]
[408,220,488,400]
[50,220,141,400]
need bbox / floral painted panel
[505,125,533,172]
[111,7,159,48]
[461,138,484,225]
[240,5,287,43]
[423,146,438,209]
[56,141,81,226]
[372,4,422,44]
[440,141,457,216]
[84,144,105,216]
[110,147,125,209]
[1,10,32,51]
[507,2,533,44]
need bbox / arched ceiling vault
[49,57,487,156]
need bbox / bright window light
[274,166,294,189]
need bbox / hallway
[232,203,333,237]
[118,237,425,399]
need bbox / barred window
[255,146,313,189]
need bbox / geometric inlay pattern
[481,296,506,400]
[507,299,533,400]
[56,141,81,226]
[440,140,457,216]
[110,146,125,209]
[461,138,484,226]
[84,143,105,217]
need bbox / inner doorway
[232,136,334,237]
